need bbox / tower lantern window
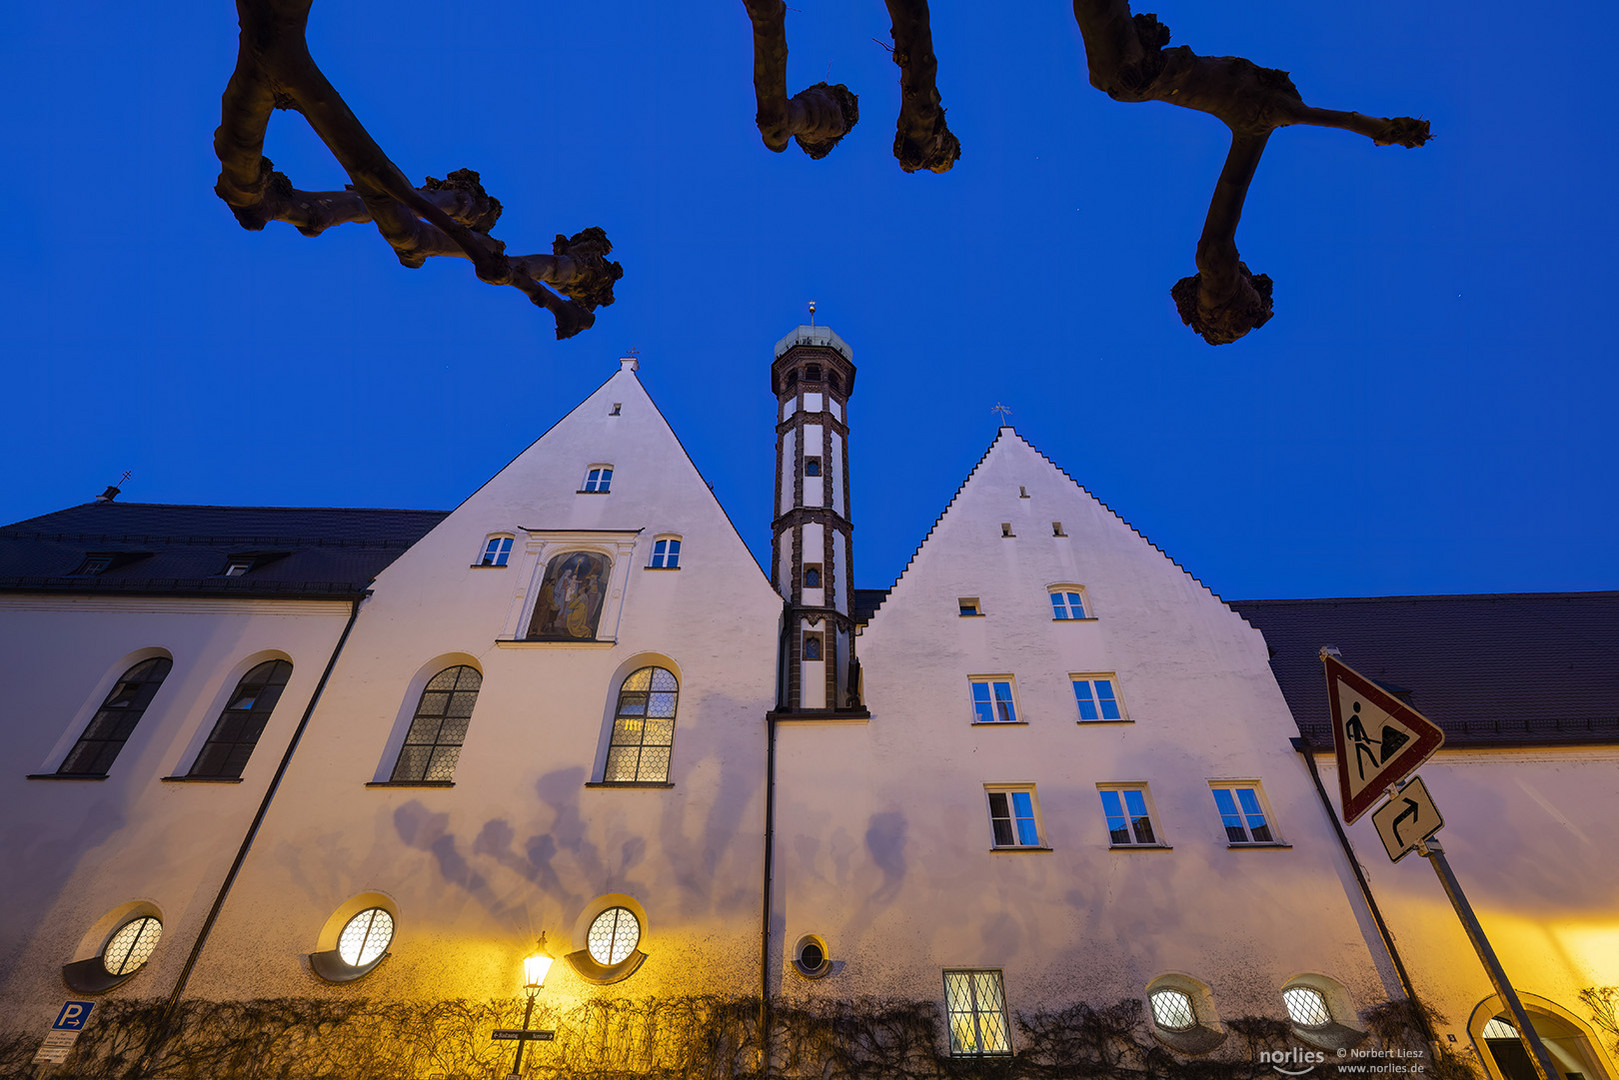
[805,363,822,382]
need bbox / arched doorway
[1468,995,1615,1080]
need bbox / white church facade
[0,326,1615,1079]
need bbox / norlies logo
[1262,1047,1328,1075]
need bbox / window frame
[186,659,293,780]
[580,465,614,493]
[600,665,680,785]
[985,785,1046,850]
[648,536,682,569]
[1209,782,1281,845]
[1048,586,1090,620]
[803,562,822,589]
[958,597,982,617]
[388,665,482,785]
[1071,674,1126,723]
[56,656,173,777]
[477,534,514,568]
[969,677,1021,725]
[943,969,1014,1057]
[1098,784,1165,848]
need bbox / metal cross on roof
[992,402,1013,425]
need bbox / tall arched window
[391,666,482,782]
[604,667,679,783]
[58,657,173,776]
[188,660,293,779]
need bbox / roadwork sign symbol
[1371,775,1443,862]
[1324,653,1445,823]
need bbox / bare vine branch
[883,0,960,173]
[741,0,861,159]
[214,0,620,340]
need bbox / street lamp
[509,933,553,1080]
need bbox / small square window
[610,402,622,416]
[959,597,981,617]
[986,787,1043,848]
[1072,675,1124,721]
[1052,522,1066,537]
[1099,785,1160,846]
[223,561,253,577]
[804,563,822,589]
[803,634,823,661]
[72,555,115,576]
[1211,783,1277,844]
[582,466,613,493]
[1018,486,1029,498]
[649,538,681,568]
[1000,523,1014,538]
[1049,588,1088,619]
[969,678,1018,724]
[944,969,1013,1056]
[480,536,513,567]
[805,457,822,477]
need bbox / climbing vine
[1,993,1469,1080]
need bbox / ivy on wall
[0,993,1479,1080]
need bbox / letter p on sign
[54,1002,94,1030]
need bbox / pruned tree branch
[1071,0,1430,344]
[214,0,620,340]
[884,0,959,173]
[742,0,860,159]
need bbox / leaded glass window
[1283,986,1331,1026]
[1151,989,1197,1031]
[1101,787,1157,846]
[337,908,395,967]
[188,660,293,779]
[1212,785,1275,843]
[58,657,172,776]
[391,666,482,782]
[103,916,162,977]
[604,667,678,783]
[944,969,1013,1056]
[970,679,1017,723]
[587,907,640,966]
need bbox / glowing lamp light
[523,947,553,992]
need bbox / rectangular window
[1211,784,1276,844]
[480,536,513,567]
[804,456,822,476]
[223,561,253,577]
[1049,588,1088,619]
[649,538,681,568]
[1100,786,1159,846]
[986,787,1042,848]
[969,678,1018,723]
[959,597,981,616]
[1072,675,1124,721]
[582,466,613,492]
[943,970,1013,1056]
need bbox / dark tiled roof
[1229,593,1619,748]
[852,588,890,626]
[0,502,449,600]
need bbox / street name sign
[1324,654,1445,824]
[33,1001,95,1064]
[1371,775,1444,863]
[492,1029,555,1041]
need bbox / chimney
[95,486,120,504]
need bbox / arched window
[604,667,679,783]
[391,666,481,782]
[188,660,293,779]
[1049,586,1089,619]
[649,537,681,568]
[581,465,614,493]
[58,657,173,776]
[479,535,514,567]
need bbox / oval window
[587,907,640,966]
[338,908,395,968]
[103,916,162,977]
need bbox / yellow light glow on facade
[524,936,554,991]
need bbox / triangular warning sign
[1323,654,1445,824]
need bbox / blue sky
[3,2,1614,600]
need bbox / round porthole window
[338,908,394,968]
[587,907,640,966]
[793,935,831,978]
[103,916,162,977]
[1150,988,1196,1032]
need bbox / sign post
[32,1001,95,1065]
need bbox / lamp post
[508,934,553,1080]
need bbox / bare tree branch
[741,0,860,159]
[1071,0,1429,344]
[213,0,619,340]
[884,0,959,173]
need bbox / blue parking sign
[54,1002,94,1030]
